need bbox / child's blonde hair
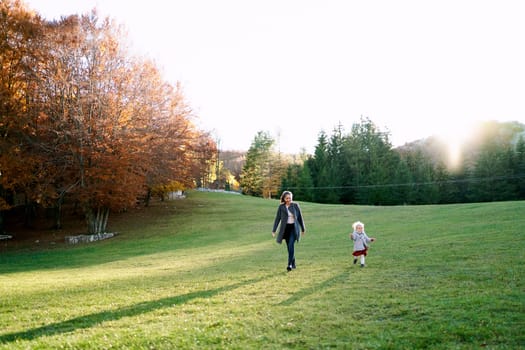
[352,221,364,231]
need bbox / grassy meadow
[0,191,523,349]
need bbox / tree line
[0,1,217,234]
[241,117,525,205]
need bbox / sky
[24,0,525,154]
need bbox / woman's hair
[352,221,364,231]
[280,191,293,203]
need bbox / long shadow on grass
[0,274,273,344]
[0,236,271,275]
[0,196,269,274]
[277,269,350,306]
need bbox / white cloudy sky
[24,0,525,153]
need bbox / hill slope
[1,192,523,349]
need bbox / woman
[272,191,306,271]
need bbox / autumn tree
[28,12,147,233]
[124,62,206,204]
[188,131,217,190]
[0,0,49,229]
[1,3,215,235]
[39,12,209,233]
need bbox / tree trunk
[24,201,36,228]
[0,211,4,234]
[144,189,151,207]
[86,206,109,234]
[54,195,64,229]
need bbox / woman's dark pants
[283,223,296,267]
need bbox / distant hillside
[395,120,525,169]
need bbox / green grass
[1,191,523,349]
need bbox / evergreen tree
[240,131,275,197]
[346,117,397,204]
[514,136,525,198]
[276,119,524,205]
[392,156,412,205]
[434,162,454,204]
[469,142,516,202]
[325,124,345,203]
[307,131,332,203]
[296,161,314,202]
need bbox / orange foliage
[1,1,217,232]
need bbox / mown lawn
[0,191,523,349]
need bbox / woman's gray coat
[272,202,306,244]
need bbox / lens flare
[435,120,476,170]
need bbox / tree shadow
[277,269,350,306]
[0,233,274,275]
[0,274,273,344]
[0,197,256,274]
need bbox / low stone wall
[65,232,117,244]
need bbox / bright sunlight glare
[435,120,476,170]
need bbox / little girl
[350,221,376,267]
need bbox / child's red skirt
[352,248,368,256]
